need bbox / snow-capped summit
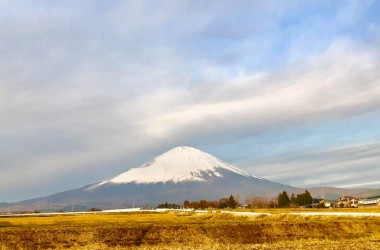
[89,146,263,189]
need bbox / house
[359,196,380,207]
[324,200,331,208]
[311,198,330,208]
[335,196,359,208]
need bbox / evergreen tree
[290,193,297,205]
[278,191,290,207]
[228,194,237,208]
[199,200,208,209]
[218,198,229,208]
[304,190,313,206]
[296,193,305,206]
[296,190,313,206]
[183,200,190,208]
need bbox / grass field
[1,210,380,249]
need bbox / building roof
[366,196,380,200]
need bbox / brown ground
[0,212,379,249]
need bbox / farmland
[1,209,380,249]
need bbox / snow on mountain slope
[88,146,263,189]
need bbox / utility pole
[320,182,324,199]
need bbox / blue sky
[1,0,380,202]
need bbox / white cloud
[253,142,380,188]
[135,40,380,140]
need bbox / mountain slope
[6,146,295,211]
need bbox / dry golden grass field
[1,209,380,249]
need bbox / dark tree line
[157,202,181,209]
[158,191,314,210]
[183,195,239,209]
[278,190,313,207]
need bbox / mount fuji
[89,146,266,188]
[11,146,293,210]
